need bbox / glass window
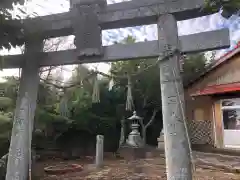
[222,109,240,130]
[222,98,240,130]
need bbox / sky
[0,0,239,81]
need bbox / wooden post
[213,101,224,148]
[5,39,43,180]
[157,14,192,180]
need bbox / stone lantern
[126,111,144,147]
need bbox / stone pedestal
[118,145,146,174]
[119,145,146,161]
[119,144,166,160]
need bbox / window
[194,108,204,121]
[221,98,240,130]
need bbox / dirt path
[37,151,240,180]
[194,151,240,173]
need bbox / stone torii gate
[2,0,230,179]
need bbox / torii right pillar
[158,14,192,180]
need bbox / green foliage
[182,53,208,85]
[70,83,120,133]
[0,0,26,49]
[37,83,59,107]
[0,0,25,9]
[35,108,72,126]
[0,76,19,106]
[71,88,92,112]
[0,112,12,156]
[111,36,161,109]
[0,113,12,129]
[0,97,13,111]
[204,0,240,18]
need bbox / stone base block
[119,145,146,161]
[119,145,164,160]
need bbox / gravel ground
[34,152,240,180]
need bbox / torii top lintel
[70,0,215,58]
[19,0,212,39]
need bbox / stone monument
[95,135,104,168]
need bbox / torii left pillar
[5,39,43,180]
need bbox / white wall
[224,130,240,149]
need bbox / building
[186,42,240,149]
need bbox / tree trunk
[142,128,146,145]
[141,109,157,146]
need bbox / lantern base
[118,144,146,161]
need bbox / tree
[0,0,26,49]
[111,36,210,146]
[182,53,208,85]
[0,76,19,112]
[110,36,161,146]
[205,0,240,18]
